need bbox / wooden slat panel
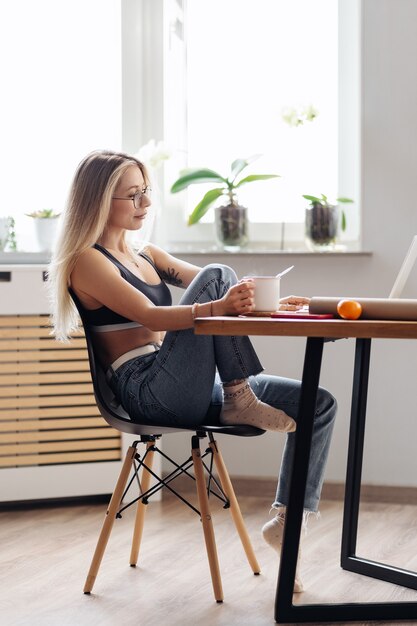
[0,394,96,409]
[0,338,86,351]
[0,327,84,338]
[1,439,120,455]
[1,428,119,443]
[0,372,92,385]
[0,316,50,327]
[0,417,106,431]
[0,327,52,338]
[0,449,121,467]
[0,360,90,373]
[0,350,88,362]
[0,314,122,470]
[0,406,101,420]
[0,383,93,397]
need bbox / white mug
[248,276,281,311]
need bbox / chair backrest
[69,288,264,439]
[69,289,186,436]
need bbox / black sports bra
[76,244,172,332]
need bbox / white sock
[219,381,296,433]
[261,507,304,593]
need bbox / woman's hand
[278,295,310,311]
[213,280,255,316]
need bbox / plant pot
[33,217,59,252]
[214,204,248,251]
[305,203,339,251]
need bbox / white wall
[163,0,417,490]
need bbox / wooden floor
[1,493,417,626]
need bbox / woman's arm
[279,295,311,310]
[71,248,254,331]
[143,243,202,288]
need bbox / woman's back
[70,244,168,367]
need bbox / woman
[48,149,337,592]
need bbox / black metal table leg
[275,337,325,623]
[341,338,417,590]
[341,337,372,564]
[274,336,417,623]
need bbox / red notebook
[271,311,334,320]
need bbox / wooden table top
[194,316,417,340]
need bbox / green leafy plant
[302,194,353,231]
[7,216,17,250]
[0,216,17,252]
[26,209,60,219]
[171,155,280,225]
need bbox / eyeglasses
[112,186,152,209]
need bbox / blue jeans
[109,264,337,512]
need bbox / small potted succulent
[26,209,61,253]
[303,194,353,250]
[170,156,279,250]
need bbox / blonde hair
[48,150,150,341]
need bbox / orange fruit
[337,299,363,320]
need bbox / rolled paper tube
[310,297,417,321]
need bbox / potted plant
[0,216,17,252]
[303,194,353,250]
[26,209,61,253]
[170,156,279,250]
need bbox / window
[186,0,338,224]
[160,0,360,248]
[0,0,122,251]
[1,0,359,252]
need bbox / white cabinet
[0,265,133,503]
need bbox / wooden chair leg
[83,445,137,594]
[130,441,155,566]
[209,439,261,574]
[191,436,224,603]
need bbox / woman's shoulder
[138,243,168,267]
[140,242,178,265]
[71,246,118,283]
[140,242,159,260]
[75,246,105,267]
[70,247,121,308]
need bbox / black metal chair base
[116,432,230,519]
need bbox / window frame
[121,0,361,250]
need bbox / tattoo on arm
[161,267,183,287]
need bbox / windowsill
[0,241,372,265]
[0,243,372,265]
[166,241,371,256]
[0,252,51,265]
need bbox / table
[194,316,417,623]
